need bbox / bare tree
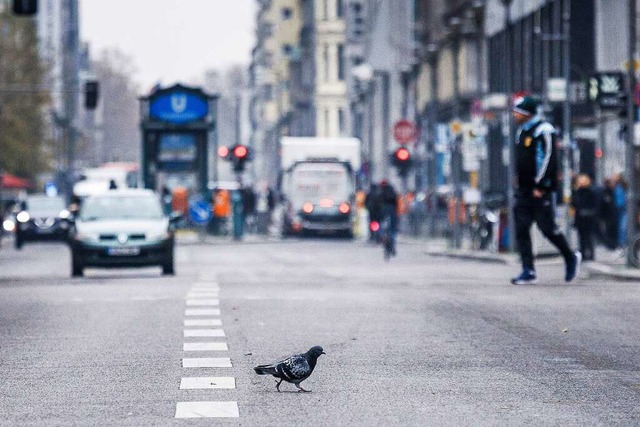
[90,48,140,163]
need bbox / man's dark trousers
[514,190,574,270]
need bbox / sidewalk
[404,235,640,281]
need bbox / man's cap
[513,96,540,116]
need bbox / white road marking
[183,342,228,351]
[187,293,219,299]
[191,282,220,288]
[184,329,225,338]
[186,299,219,306]
[185,308,221,316]
[182,357,232,368]
[184,319,222,326]
[180,377,235,389]
[175,401,239,418]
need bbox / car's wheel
[162,250,175,275]
[14,236,23,250]
[71,251,84,277]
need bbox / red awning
[1,173,31,189]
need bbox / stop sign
[393,120,417,144]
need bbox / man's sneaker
[565,252,582,282]
[511,270,537,285]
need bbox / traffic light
[12,0,37,15]
[391,147,412,177]
[230,144,252,173]
[217,145,230,159]
[84,81,99,110]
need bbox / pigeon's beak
[321,351,326,355]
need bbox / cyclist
[379,180,399,257]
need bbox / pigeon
[254,345,325,392]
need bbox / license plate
[108,247,140,256]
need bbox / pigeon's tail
[254,364,278,376]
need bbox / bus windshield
[290,163,351,209]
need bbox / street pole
[562,0,572,237]
[501,0,516,252]
[626,0,637,267]
[427,46,439,237]
[451,30,462,249]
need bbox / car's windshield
[79,194,164,221]
[25,196,66,213]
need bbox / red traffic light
[233,145,248,159]
[395,147,410,162]
[218,146,229,158]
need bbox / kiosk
[139,84,217,196]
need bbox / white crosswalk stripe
[186,299,219,306]
[184,319,222,326]
[184,329,225,337]
[180,377,235,389]
[187,292,219,298]
[183,341,228,351]
[175,401,239,418]
[182,357,232,368]
[185,308,221,316]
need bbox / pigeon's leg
[275,379,283,392]
[295,383,311,393]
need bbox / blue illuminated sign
[150,91,208,124]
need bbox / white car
[68,189,180,277]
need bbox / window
[281,7,293,20]
[337,44,345,81]
[322,0,329,20]
[282,44,293,56]
[337,0,344,18]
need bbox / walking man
[510,96,581,285]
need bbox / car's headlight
[2,219,15,232]
[16,211,30,223]
[74,231,99,242]
[59,209,71,219]
[146,230,171,241]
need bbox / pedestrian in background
[572,174,598,261]
[598,177,618,249]
[510,96,581,285]
[613,173,628,248]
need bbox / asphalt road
[0,237,639,426]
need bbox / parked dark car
[13,195,71,249]
[68,189,180,277]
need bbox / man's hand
[533,189,545,198]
